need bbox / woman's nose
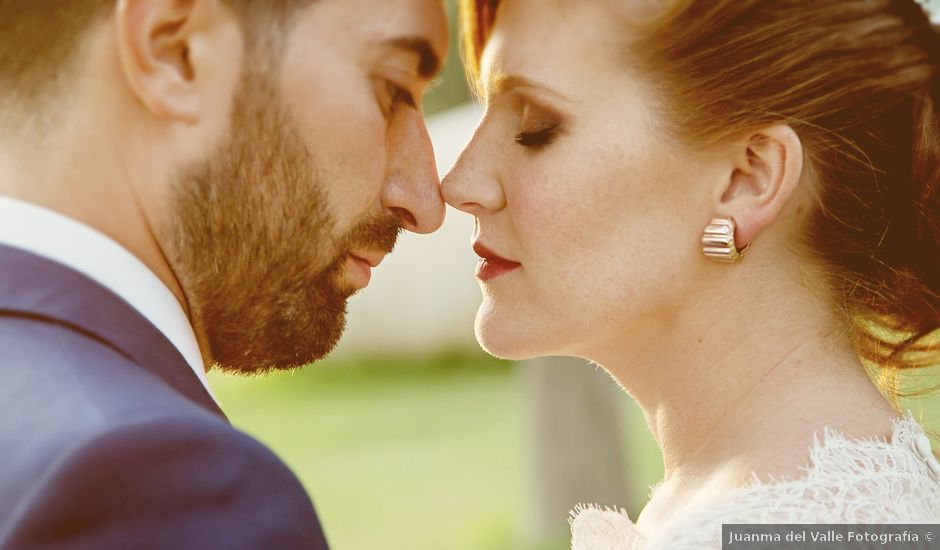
[441,135,506,216]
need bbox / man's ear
[115,0,213,123]
[713,124,804,247]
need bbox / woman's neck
[587,267,898,488]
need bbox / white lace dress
[570,412,940,550]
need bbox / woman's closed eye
[515,124,559,148]
[515,103,562,150]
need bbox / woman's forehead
[494,0,680,25]
[482,0,630,70]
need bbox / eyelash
[514,125,559,149]
[384,81,416,113]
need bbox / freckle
[697,336,704,344]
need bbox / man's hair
[0,0,314,107]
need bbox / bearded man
[0,0,447,547]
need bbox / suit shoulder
[0,315,221,487]
[3,415,329,549]
[0,314,199,419]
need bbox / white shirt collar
[0,195,218,405]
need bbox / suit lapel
[0,243,225,420]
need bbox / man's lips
[349,250,385,268]
[472,242,521,281]
[346,250,386,289]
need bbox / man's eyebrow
[384,37,442,79]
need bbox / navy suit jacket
[0,244,330,549]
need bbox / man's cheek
[331,147,389,232]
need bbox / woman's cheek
[508,169,580,243]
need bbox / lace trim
[571,412,940,550]
[569,504,639,550]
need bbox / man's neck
[0,138,191,320]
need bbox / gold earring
[702,216,750,263]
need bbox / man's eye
[384,81,417,112]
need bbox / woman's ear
[713,124,804,247]
[114,0,216,124]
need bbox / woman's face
[442,0,724,360]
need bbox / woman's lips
[476,258,521,281]
[473,242,521,282]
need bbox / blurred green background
[208,2,940,550]
[209,352,939,550]
[210,354,663,550]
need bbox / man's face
[165,0,448,375]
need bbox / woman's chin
[474,305,553,361]
[476,337,534,361]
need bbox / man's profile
[0,0,447,547]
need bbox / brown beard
[165,63,401,375]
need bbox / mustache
[341,211,403,256]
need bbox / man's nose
[382,110,445,234]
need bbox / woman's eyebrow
[486,73,573,104]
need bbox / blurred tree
[524,358,633,546]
